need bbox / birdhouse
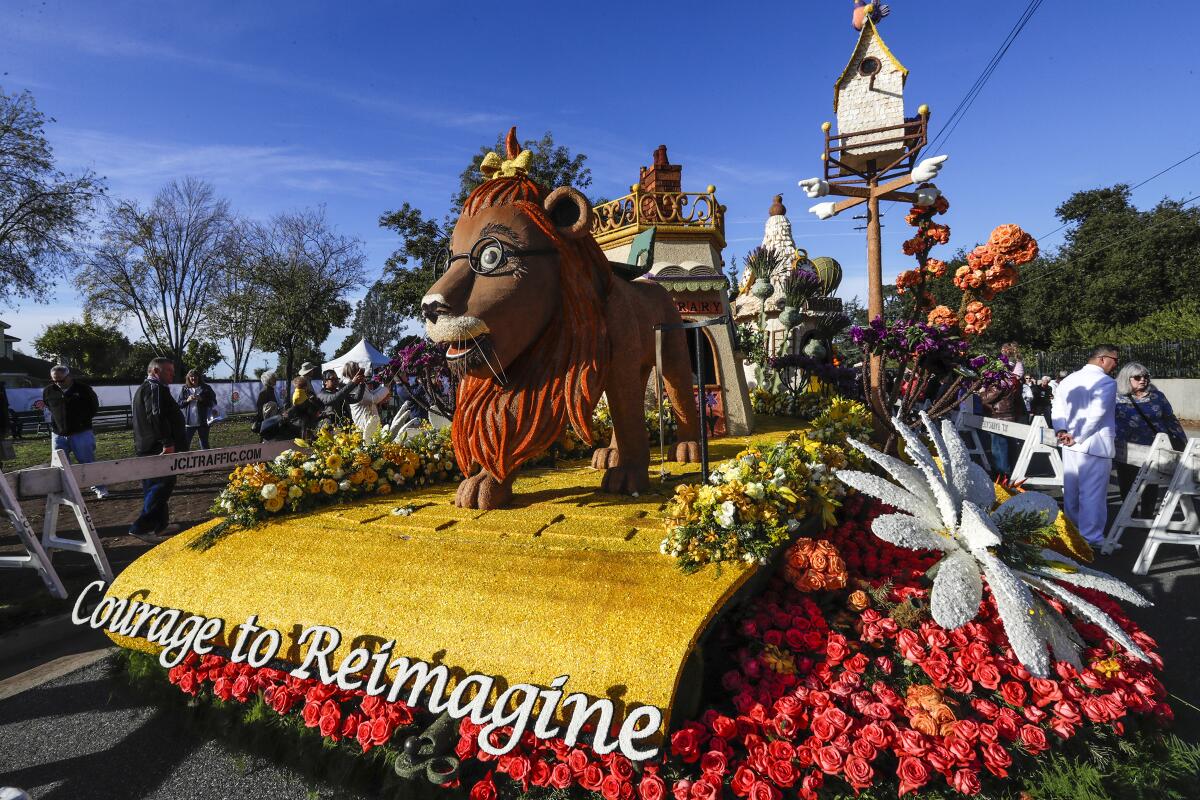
[833,16,909,173]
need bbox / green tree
[182,339,223,376]
[0,88,105,305]
[378,131,593,324]
[80,177,235,371]
[338,280,411,357]
[115,341,162,382]
[31,315,131,377]
[250,207,366,386]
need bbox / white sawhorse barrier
[953,410,990,472]
[1102,433,1181,556]
[0,441,291,598]
[956,413,1062,493]
[1130,439,1200,575]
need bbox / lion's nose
[422,299,451,324]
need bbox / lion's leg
[454,468,514,510]
[600,378,651,496]
[661,328,701,463]
[590,429,620,470]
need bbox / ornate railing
[591,186,725,244]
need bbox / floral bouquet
[196,423,462,549]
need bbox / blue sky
[2,1,1198,375]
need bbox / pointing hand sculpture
[797,177,830,199]
[910,154,948,184]
[808,202,838,221]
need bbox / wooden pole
[865,185,886,420]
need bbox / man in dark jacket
[315,369,355,430]
[979,373,1024,478]
[43,366,109,499]
[130,357,188,541]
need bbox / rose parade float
[92,132,1196,800]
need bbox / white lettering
[289,625,342,682]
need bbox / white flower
[715,500,737,529]
[302,461,317,473]
[745,482,765,500]
[338,480,352,492]
[660,539,670,555]
[835,412,1151,677]
[333,468,345,479]
[391,505,414,516]
[287,485,303,499]
[260,483,279,500]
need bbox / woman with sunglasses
[1115,362,1188,516]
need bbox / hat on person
[298,362,320,377]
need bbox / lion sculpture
[421,128,702,509]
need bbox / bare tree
[206,222,265,380]
[0,88,104,304]
[250,207,367,385]
[79,177,233,369]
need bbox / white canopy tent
[321,339,390,374]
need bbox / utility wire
[926,0,1044,154]
[1011,192,1199,292]
[1036,147,1200,242]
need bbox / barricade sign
[1132,438,1200,575]
[1,440,292,596]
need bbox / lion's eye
[476,242,505,272]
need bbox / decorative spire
[479,126,533,180]
[768,194,787,216]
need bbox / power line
[1012,192,1199,292]
[1036,147,1200,242]
[926,0,1044,154]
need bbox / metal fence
[1032,340,1200,379]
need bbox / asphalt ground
[1,453,1198,798]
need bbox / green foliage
[339,281,410,355]
[961,185,1200,350]
[32,315,131,377]
[0,87,105,304]
[182,339,223,376]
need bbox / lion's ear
[544,187,593,240]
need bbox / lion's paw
[454,472,512,510]
[591,447,620,470]
[670,441,701,464]
[600,465,649,496]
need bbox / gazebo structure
[591,146,752,435]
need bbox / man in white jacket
[1051,344,1120,545]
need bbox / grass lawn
[2,416,264,472]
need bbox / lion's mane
[452,176,612,482]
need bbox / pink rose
[952,768,981,796]
[843,755,874,791]
[896,757,931,795]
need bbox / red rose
[953,719,980,743]
[896,757,931,795]
[456,735,478,760]
[994,710,1019,740]
[639,774,666,800]
[1030,678,1063,707]
[672,779,692,800]
[970,698,1000,719]
[843,755,874,791]
[670,728,703,763]
[567,749,589,775]
[700,750,727,777]
[927,746,954,774]
[1000,682,1028,708]
[923,660,952,687]
[730,766,757,797]
[825,637,849,664]
[370,716,393,746]
[530,759,551,787]
[895,729,929,757]
[945,737,973,764]
[470,771,497,800]
[748,780,780,800]
[974,665,1002,690]
[859,723,890,749]
[356,721,373,752]
[581,765,605,792]
[981,742,1012,778]
[951,768,981,796]
[814,745,843,774]
[689,777,718,800]
[601,775,623,800]
[1053,700,1081,723]
[711,714,739,740]
[1082,697,1110,723]
[319,713,339,738]
[766,758,797,788]
[1019,724,1048,753]
[550,764,573,790]
[1049,716,1077,739]
[507,756,532,784]
[302,700,321,728]
[610,755,634,782]
[845,653,871,674]
[232,675,251,701]
[851,737,877,762]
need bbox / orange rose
[907,684,943,711]
[902,237,929,256]
[910,712,939,736]
[847,590,870,611]
[966,245,994,270]
[953,265,972,290]
[927,305,958,328]
[934,195,950,213]
[925,223,950,244]
[924,258,947,277]
[895,269,922,293]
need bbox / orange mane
[452,176,612,481]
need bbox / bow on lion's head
[421,127,612,482]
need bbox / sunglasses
[1131,374,1149,380]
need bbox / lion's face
[422,205,561,380]
[422,184,593,382]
